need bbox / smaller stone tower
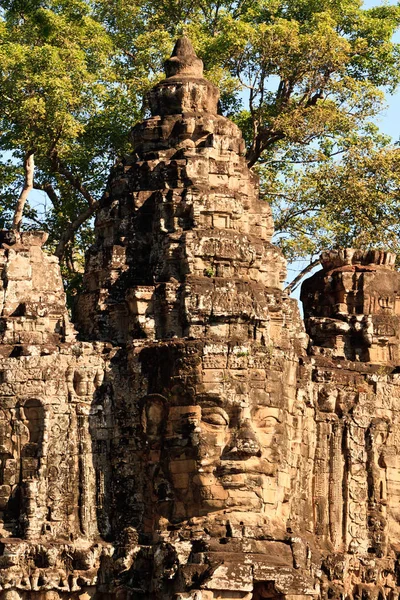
[301,249,400,598]
[302,248,400,363]
[0,230,108,596]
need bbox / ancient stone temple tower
[301,250,400,563]
[1,37,400,600]
[0,230,106,594]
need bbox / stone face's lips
[215,460,275,477]
[220,475,248,489]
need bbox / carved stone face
[140,342,291,522]
[166,395,281,516]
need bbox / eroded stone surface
[0,231,112,597]
[301,249,400,600]
[2,38,400,600]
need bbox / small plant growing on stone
[204,267,215,278]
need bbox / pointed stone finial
[148,35,219,115]
[164,36,204,78]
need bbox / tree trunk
[12,151,35,231]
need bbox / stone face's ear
[141,394,167,439]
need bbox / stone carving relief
[138,342,295,527]
[0,400,45,538]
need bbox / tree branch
[123,48,136,60]
[12,150,35,231]
[259,149,345,165]
[55,201,99,260]
[50,151,96,208]
[284,258,321,295]
[34,182,61,211]
[246,131,285,168]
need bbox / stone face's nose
[223,418,262,459]
[164,36,204,79]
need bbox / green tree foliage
[1,0,400,287]
[261,138,400,292]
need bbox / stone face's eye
[253,408,281,430]
[201,408,229,426]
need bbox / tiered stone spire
[75,38,310,597]
[76,37,286,346]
